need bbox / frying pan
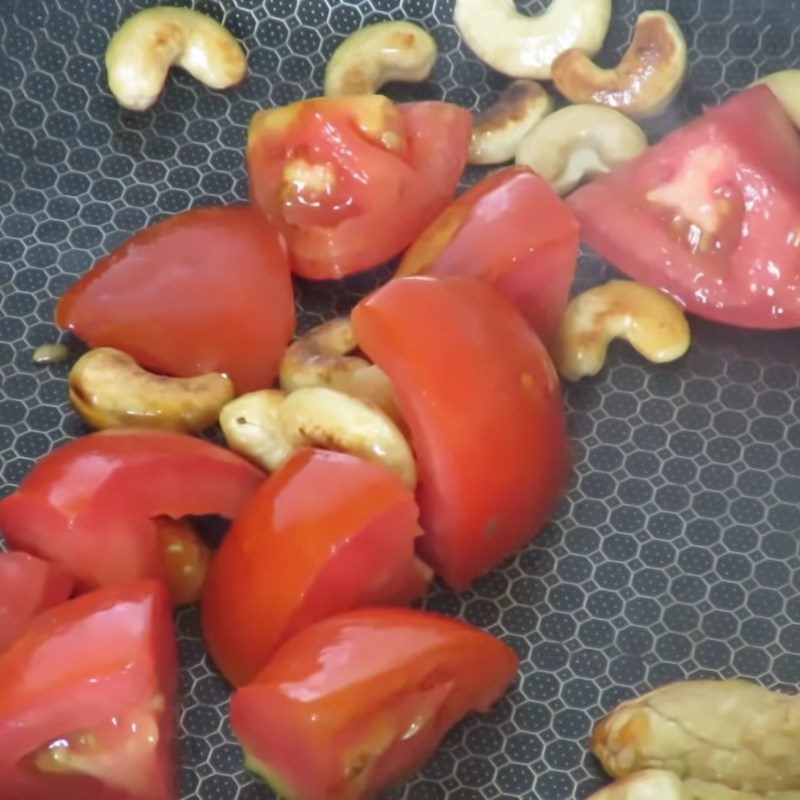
[1,1,799,798]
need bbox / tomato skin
[0,430,264,595]
[352,276,569,590]
[202,449,430,686]
[0,580,176,800]
[0,552,74,654]
[397,167,580,343]
[247,96,471,279]
[568,86,800,329]
[231,608,518,800]
[56,205,295,393]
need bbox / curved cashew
[754,70,800,128]
[324,21,437,97]
[105,6,247,111]
[454,0,612,80]
[552,11,687,119]
[550,280,690,381]
[220,387,417,488]
[69,347,233,432]
[280,318,402,424]
[468,80,553,165]
[515,104,647,195]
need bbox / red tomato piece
[0,552,74,654]
[247,96,471,279]
[568,86,800,329]
[0,430,264,596]
[0,580,176,800]
[202,449,431,686]
[397,166,580,343]
[56,205,295,393]
[352,276,569,590]
[231,607,518,800]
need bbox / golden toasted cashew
[754,70,800,128]
[454,0,612,80]
[515,104,648,195]
[220,387,417,487]
[324,21,437,97]
[468,80,553,165]
[552,11,687,118]
[550,280,690,381]
[69,347,233,432]
[280,318,402,423]
[105,6,247,111]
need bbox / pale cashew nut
[324,21,437,97]
[454,0,612,80]
[552,11,687,119]
[69,347,234,432]
[550,280,690,381]
[220,387,417,488]
[280,318,403,424]
[468,80,553,165]
[754,70,800,128]
[515,104,648,195]
[32,343,69,366]
[105,6,247,111]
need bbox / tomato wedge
[247,96,471,279]
[0,580,176,800]
[568,86,800,329]
[56,205,295,393]
[0,430,264,596]
[352,276,569,590]
[0,552,74,655]
[397,167,580,343]
[231,607,518,800]
[202,449,431,686]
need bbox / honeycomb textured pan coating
[1,1,800,798]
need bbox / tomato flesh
[202,449,431,686]
[397,166,580,343]
[248,96,471,279]
[352,276,569,590]
[0,430,264,595]
[0,552,74,654]
[56,205,295,393]
[231,608,518,800]
[0,580,176,800]
[568,85,800,328]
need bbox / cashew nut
[468,80,553,165]
[105,6,247,111]
[454,0,612,80]
[280,318,402,424]
[324,21,437,97]
[550,280,690,381]
[69,347,234,433]
[551,11,687,119]
[32,343,69,366]
[220,387,417,488]
[515,104,648,195]
[754,70,800,128]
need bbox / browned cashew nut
[280,318,403,424]
[324,21,437,96]
[469,80,553,165]
[454,0,612,80]
[106,6,247,111]
[550,280,690,381]
[219,387,417,487]
[552,11,687,119]
[69,347,233,432]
